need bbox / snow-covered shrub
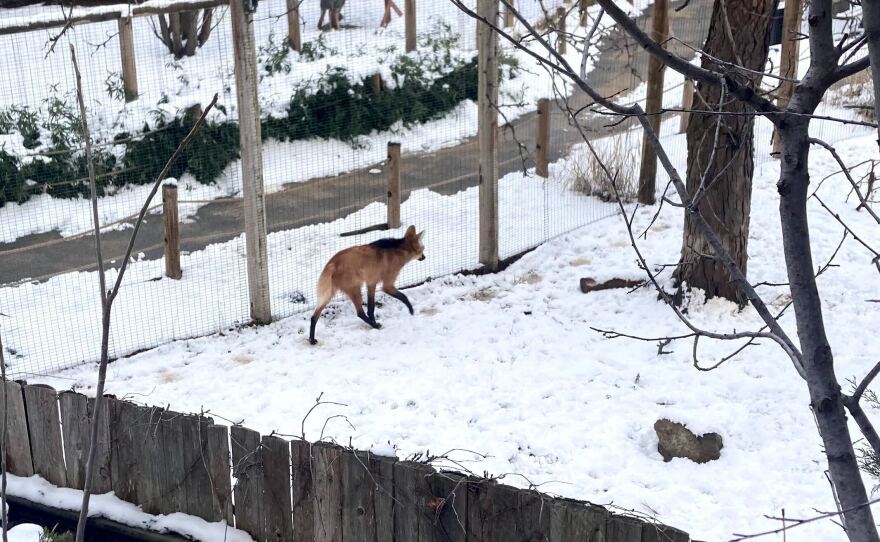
[562,136,637,202]
[0,19,495,208]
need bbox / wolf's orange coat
[309,225,425,344]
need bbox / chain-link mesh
[0,0,870,379]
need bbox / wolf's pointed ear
[405,225,416,238]
[417,230,425,241]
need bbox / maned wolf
[309,225,426,345]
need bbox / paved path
[0,0,710,285]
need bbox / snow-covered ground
[23,121,880,541]
[4,474,252,541]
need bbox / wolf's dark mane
[369,237,406,249]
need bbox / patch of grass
[562,136,638,202]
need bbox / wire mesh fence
[0,0,869,379]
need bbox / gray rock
[654,418,723,464]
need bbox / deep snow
[25,127,880,541]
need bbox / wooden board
[393,461,435,541]
[394,461,468,542]
[291,439,315,541]
[260,434,294,541]
[58,392,112,492]
[0,380,32,476]
[467,479,553,541]
[22,384,66,486]
[427,470,468,542]
[178,413,216,522]
[606,514,643,542]
[231,425,263,540]
[312,442,344,542]
[549,498,607,542]
[517,488,552,540]
[109,399,153,505]
[206,423,234,524]
[340,450,394,542]
[640,522,690,542]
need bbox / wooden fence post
[372,73,383,95]
[162,183,182,280]
[679,78,694,133]
[555,7,567,55]
[503,0,514,27]
[23,384,67,487]
[405,0,416,52]
[579,0,590,26]
[536,98,550,178]
[118,17,138,101]
[637,0,669,205]
[477,0,499,270]
[771,0,802,156]
[286,0,302,51]
[387,142,401,229]
[230,0,272,324]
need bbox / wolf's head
[404,225,426,261]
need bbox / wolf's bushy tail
[315,261,336,307]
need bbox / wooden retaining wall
[0,382,692,542]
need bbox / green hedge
[0,57,479,208]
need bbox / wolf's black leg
[388,290,414,315]
[367,284,378,324]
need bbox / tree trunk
[777,120,880,542]
[155,9,213,58]
[675,0,773,304]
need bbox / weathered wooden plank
[341,450,395,542]
[260,434,294,541]
[291,439,315,541]
[136,405,174,515]
[394,461,468,541]
[428,470,468,542]
[372,455,396,542]
[393,461,434,541]
[206,423,234,524]
[0,380,33,477]
[22,384,65,486]
[549,498,607,542]
[517,488,552,541]
[312,442,344,542]
[640,522,689,542]
[109,399,151,505]
[177,414,216,522]
[231,425,263,541]
[606,514,642,542]
[58,392,112,492]
[467,479,541,541]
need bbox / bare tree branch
[809,137,880,225]
[69,42,218,541]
